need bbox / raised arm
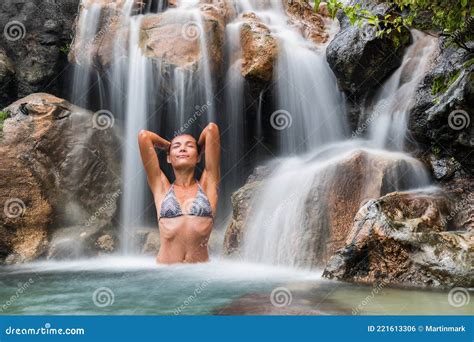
[138,129,170,196]
[198,123,221,194]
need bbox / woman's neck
[173,170,196,187]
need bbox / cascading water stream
[120,16,150,254]
[366,30,438,150]
[241,27,437,269]
[70,0,219,254]
[70,3,102,108]
[69,0,438,265]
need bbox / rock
[0,49,15,107]
[409,37,474,173]
[326,0,411,98]
[285,0,329,44]
[318,2,330,17]
[0,93,121,264]
[96,233,115,253]
[239,13,278,83]
[223,149,429,266]
[68,0,128,71]
[139,4,225,75]
[223,166,270,256]
[71,1,227,75]
[0,0,80,106]
[427,154,461,181]
[142,229,161,254]
[323,190,473,288]
[200,0,237,24]
[438,176,474,233]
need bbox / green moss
[0,110,9,137]
[463,58,474,69]
[431,69,461,95]
[431,145,441,156]
[59,43,71,55]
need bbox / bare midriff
[156,215,213,264]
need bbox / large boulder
[68,0,129,71]
[409,37,474,173]
[223,166,270,256]
[140,3,225,74]
[323,190,473,288]
[285,0,329,44]
[200,0,237,24]
[0,0,80,107]
[0,93,121,263]
[326,1,411,99]
[0,49,15,107]
[0,144,52,264]
[239,13,278,83]
[224,148,430,267]
[69,0,226,76]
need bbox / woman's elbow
[138,129,149,142]
[207,122,219,135]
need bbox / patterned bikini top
[159,180,213,220]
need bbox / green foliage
[0,110,9,137]
[59,43,71,55]
[431,145,441,156]
[313,0,321,13]
[431,69,462,95]
[311,0,473,50]
[464,57,474,68]
[0,111,8,121]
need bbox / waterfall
[69,0,218,254]
[120,17,150,254]
[234,1,348,153]
[241,142,430,268]
[70,3,102,108]
[241,29,437,268]
[366,30,438,150]
[68,0,437,264]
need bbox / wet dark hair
[168,134,201,156]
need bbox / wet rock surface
[326,0,411,99]
[323,190,473,288]
[224,149,430,267]
[0,0,80,107]
[0,93,121,263]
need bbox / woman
[138,123,220,264]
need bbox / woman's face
[167,134,200,170]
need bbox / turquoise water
[0,256,471,315]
